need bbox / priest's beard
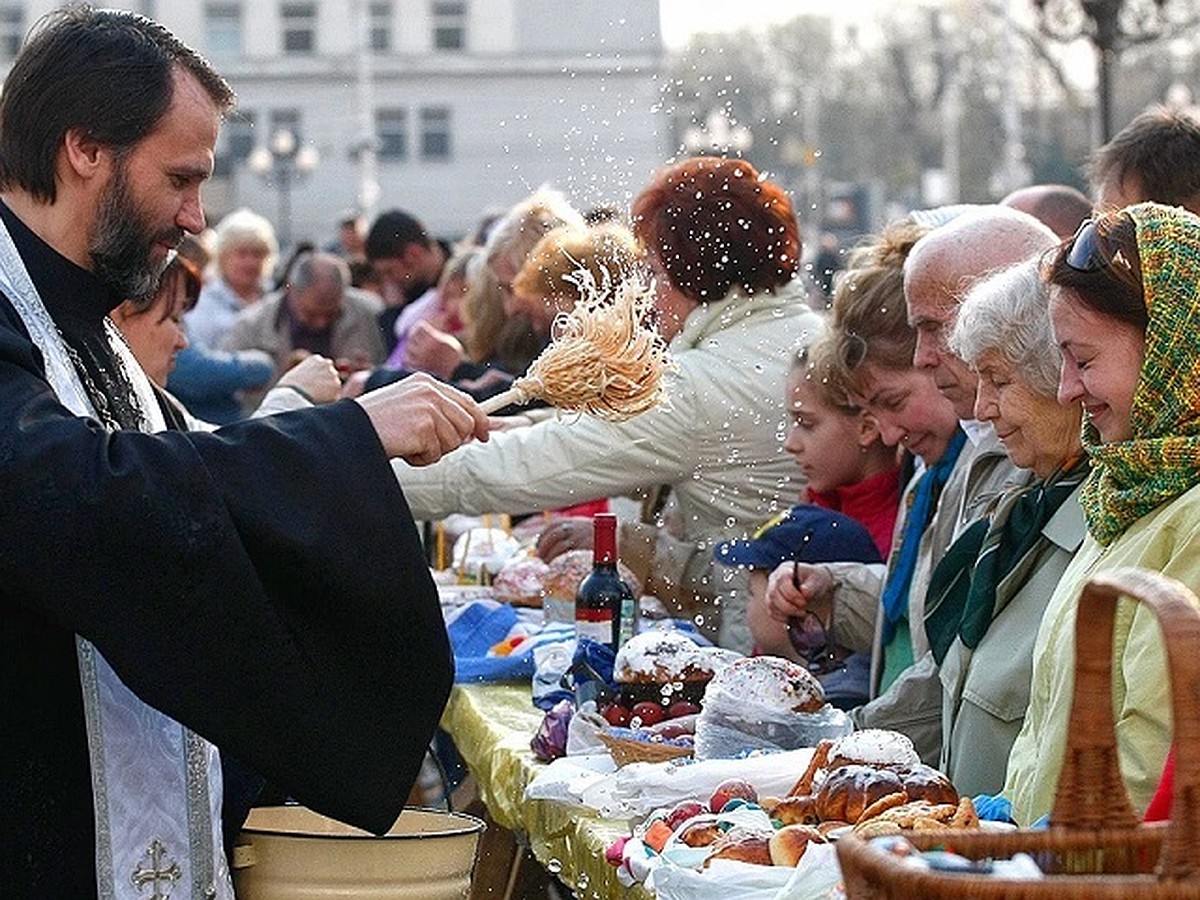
[90,162,183,304]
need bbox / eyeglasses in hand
[786,560,845,675]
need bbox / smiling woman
[949,259,1081,479]
[1002,202,1200,826]
[823,217,957,470]
[1046,215,1147,445]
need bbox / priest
[0,8,489,897]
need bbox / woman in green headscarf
[1002,202,1200,825]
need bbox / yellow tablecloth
[441,683,652,899]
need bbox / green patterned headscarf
[1080,202,1200,545]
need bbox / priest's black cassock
[0,201,453,895]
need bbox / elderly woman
[186,207,278,349]
[1002,202,1200,825]
[170,208,280,422]
[394,156,823,642]
[921,258,1088,797]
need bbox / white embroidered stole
[0,217,232,900]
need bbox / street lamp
[247,128,320,250]
[1031,0,1170,142]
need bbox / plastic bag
[565,703,610,756]
[694,688,852,760]
[645,806,778,897]
[523,751,615,805]
[649,844,842,900]
[775,843,843,899]
[530,697,573,761]
[531,638,576,710]
[646,805,843,900]
[579,747,815,819]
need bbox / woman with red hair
[396,157,823,645]
[630,155,802,326]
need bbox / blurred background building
[2,0,1198,254]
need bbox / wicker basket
[597,731,693,767]
[837,567,1200,899]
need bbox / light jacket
[1004,480,1200,825]
[837,426,1026,763]
[186,275,258,350]
[938,483,1086,796]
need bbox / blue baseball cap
[714,505,882,570]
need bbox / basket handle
[1051,567,1200,878]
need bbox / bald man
[1001,184,1092,240]
[906,207,1058,422]
[848,208,1060,763]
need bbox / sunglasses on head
[1065,218,1133,274]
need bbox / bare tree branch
[889,43,922,114]
[981,0,1083,104]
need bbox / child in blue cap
[715,338,900,708]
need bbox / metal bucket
[231,806,484,899]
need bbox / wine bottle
[574,513,636,653]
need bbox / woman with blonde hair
[508,221,644,332]
[186,207,278,349]
[171,208,280,422]
[397,157,822,642]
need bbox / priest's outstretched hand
[355,371,490,465]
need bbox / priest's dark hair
[0,4,234,204]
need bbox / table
[441,683,652,900]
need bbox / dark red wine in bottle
[574,513,636,653]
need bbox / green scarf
[1079,202,1200,546]
[925,458,1089,664]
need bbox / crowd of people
[4,5,1200,896]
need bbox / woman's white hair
[948,257,1061,398]
[213,207,278,261]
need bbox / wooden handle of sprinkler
[479,387,529,415]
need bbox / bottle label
[617,597,636,647]
[576,616,614,645]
